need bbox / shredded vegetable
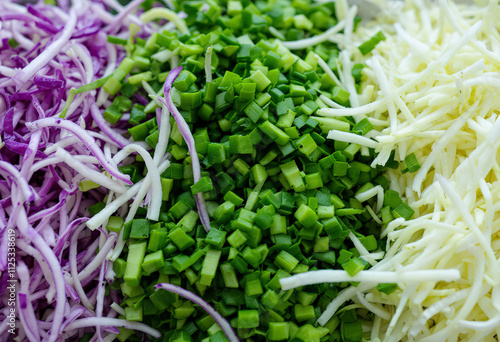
[155,283,239,342]
[311,0,500,341]
[8,0,500,341]
[93,1,411,341]
[0,0,160,340]
[159,67,211,232]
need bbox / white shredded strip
[63,318,161,339]
[355,185,382,202]
[349,231,370,256]
[318,285,369,326]
[457,317,500,331]
[112,143,162,221]
[66,234,117,285]
[280,269,461,290]
[283,14,348,50]
[436,175,498,269]
[86,159,170,231]
[319,95,345,109]
[139,7,188,34]
[109,158,171,260]
[110,302,126,316]
[315,53,342,87]
[366,205,382,224]
[54,148,126,194]
[327,130,378,148]
[408,289,469,338]
[317,99,385,117]
[324,1,500,339]
[205,46,213,83]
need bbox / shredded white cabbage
[314,0,500,340]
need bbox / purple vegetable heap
[0,1,160,341]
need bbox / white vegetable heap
[316,0,500,340]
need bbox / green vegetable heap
[89,0,414,341]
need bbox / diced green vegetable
[106,2,408,340]
[358,30,387,55]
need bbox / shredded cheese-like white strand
[327,130,378,148]
[354,185,382,203]
[205,46,213,83]
[317,98,385,116]
[319,94,345,109]
[315,53,342,87]
[315,2,500,340]
[153,105,171,167]
[86,159,170,231]
[113,143,162,221]
[54,148,126,194]
[280,269,460,290]
[108,159,170,260]
[110,302,126,316]
[283,14,348,50]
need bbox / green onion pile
[85,1,415,341]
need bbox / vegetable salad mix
[5,0,497,341]
[90,1,409,341]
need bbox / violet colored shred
[160,67,212,232]
[0,1,159,341]
[155,283,239,342]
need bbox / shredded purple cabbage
[0,1,160,341]
[155,283,239,342]
[160,67,212,232]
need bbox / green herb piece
[358,30,387,55]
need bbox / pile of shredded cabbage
[315,0,500,341]
[0,0,162,341]
[6,0,500,341]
